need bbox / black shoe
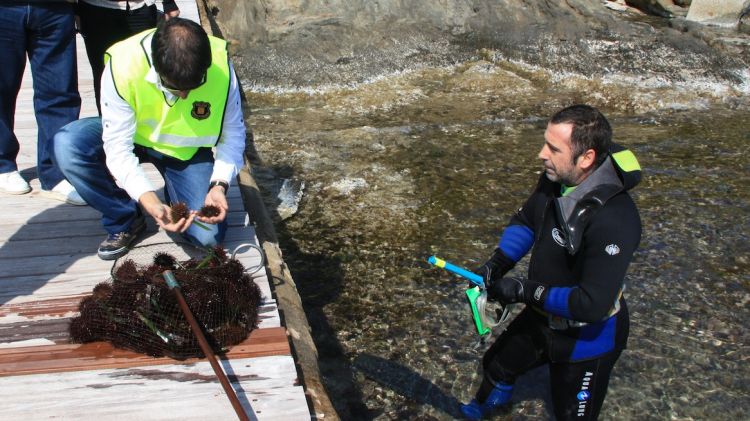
[97,216,146,260]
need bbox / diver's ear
[576,148,596,172]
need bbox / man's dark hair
[550,104,612,166]
[152,17,211,90]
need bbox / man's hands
[199,184,229,225]
[476,248,516,290]
[487,277,549,307]
[139,191,195,233]
[488,277,526,305]
[138,182,228,233]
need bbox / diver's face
[538,122,584,186]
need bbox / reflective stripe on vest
[105,29,230,160]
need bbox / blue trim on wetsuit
[544,287,574,319]
[570,316,617,360]
[498,225,534,262]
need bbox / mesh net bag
[69,243,262,360]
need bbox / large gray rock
[206,0,749,89]
[687,0,748,25]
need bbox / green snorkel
[428,255,511,338]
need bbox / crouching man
[54,17,246,260]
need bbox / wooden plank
[0,229,262,278]
[0,203,101,225]
[0,273,112,304]
[0,326,290,377]
[0,264,269,307]
[0,185,243,225]
[0,210,251,244]
[0,265,270,300]
[0,295,86,318]
[0,301,280,346]
[0,355,310,421]
[0,318,72,345]
[0,206,248,235]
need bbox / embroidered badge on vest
[191,101,211,120]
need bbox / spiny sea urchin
[170,202,190,223]
[199,205,221,218]
[153,252,177,269]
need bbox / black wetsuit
[482,146,642,420]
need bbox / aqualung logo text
[577,371,594,417]
[605,244,620,256]
[534,286,545,301]
[552,228,566,247]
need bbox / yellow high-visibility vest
[105,29,230,160]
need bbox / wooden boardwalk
[0,2,311,420]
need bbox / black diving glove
[488,277,549,306]
[475,248,515,290]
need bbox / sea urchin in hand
[170,202,190,222]
[199,205,221,218]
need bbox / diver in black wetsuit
[461,105,642,420]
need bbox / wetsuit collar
[561,184,576,197]
[554,156,624,254]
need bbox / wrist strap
[208,180,228,194]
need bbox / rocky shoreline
[206,0,749,92]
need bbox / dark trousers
[0,2,81,189]
[481,309,626,420]
[77,1,158,113]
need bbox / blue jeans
[53,117,227,247]
[0,2,80,189]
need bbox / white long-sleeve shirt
[79,0,164,11]
[100,43,246,201]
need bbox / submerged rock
[277,178,305,220]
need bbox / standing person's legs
[77,2,157,113]
[549,350,623,420]
[144,148,227,247]
[26,2,80,190]
[0,4,29,179]
[461,310,548,420]
[52,117,139,233]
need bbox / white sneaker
[41,180,87,206]
[0,171,31,194]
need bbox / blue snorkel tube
[428,255,510,337]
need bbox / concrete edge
[196,2,339,419]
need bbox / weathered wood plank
[0,301,281,346]
[0,206,253,238]
[0,204,101,225]
[0,268,269,306]
[0,185,243,223]
[0,210,252,255]
[0,318,72,345]
[0,295,86,318]
[0,326,290,377]
[0,355,310,420]
[0,230,262,278]
[0,273,110,304]
[0,269,271,307]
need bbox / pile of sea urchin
[69,245,262,360]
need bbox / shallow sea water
[243,61,750,420]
